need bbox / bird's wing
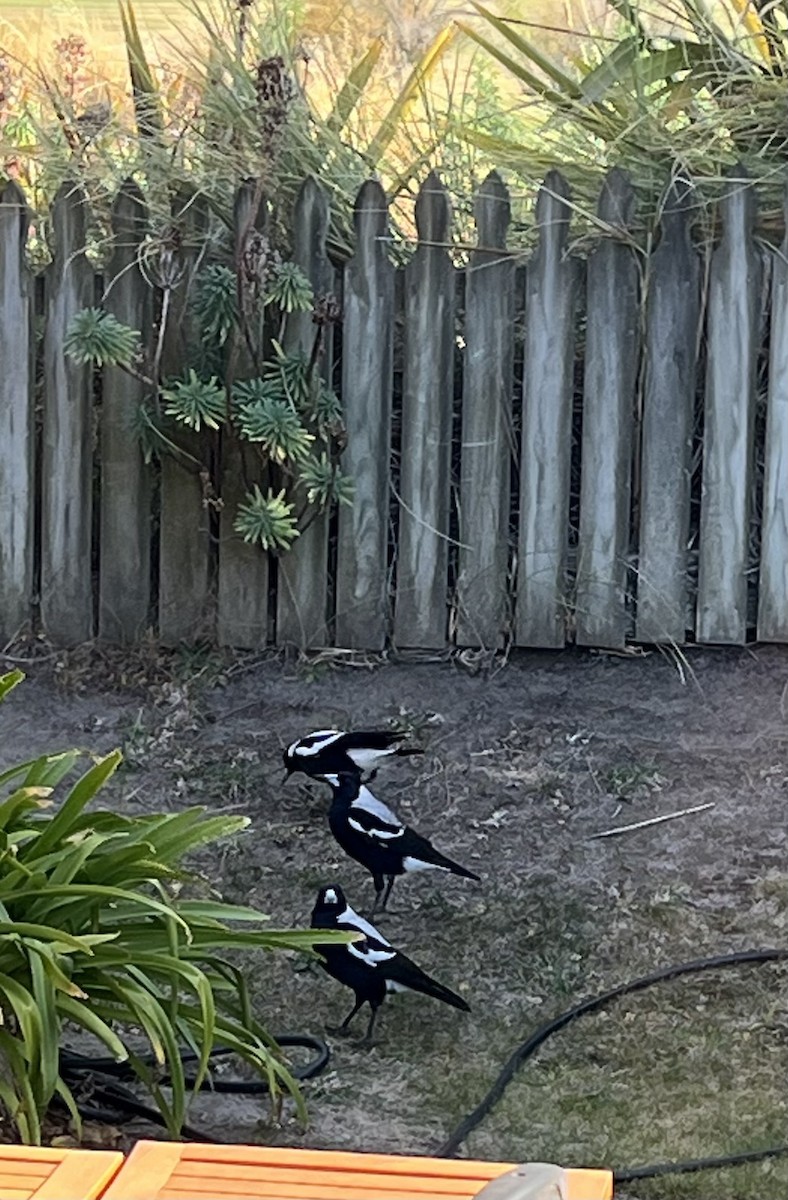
[351,785,403,827]
[341,731,405,751]
[337,912,395,966]
[347,804,405,841]
[290,730,345,757]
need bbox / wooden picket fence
[0,164,785,653]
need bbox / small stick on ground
[590,802,715,840]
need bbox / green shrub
[0,668,348,1143]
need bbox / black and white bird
[320,771,480,914]
[310,884,470,1044]
[283,729,422,782]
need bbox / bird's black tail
[386,955,471,1012]
[403,831,481,881]
[443,855,481,882]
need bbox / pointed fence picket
[456,171,514,649]
[575,169,640,649]
[0,181,33,645]
[697,166,761,645]
[758,180,788,642]
[335,180,394,650]
[41,182,95,645]
[516,170,579,649]
[3,166,788,653]
[216,179,270,650]
[99,179,152,643]
[394,171,455,649]
[276,176,336,650]
[158,189,213,646]
[635,175,700,644]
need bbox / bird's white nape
[338,903,392,946]
[323,887,338,905]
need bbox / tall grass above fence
[0,166,786,654]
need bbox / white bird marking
[349,816,404,840]
[323,887,338,905]
[294,730,344,757]
[346,745,397,769]
[353,786,402,826]
[337,903,391,946]
[403,855,446,873]
[348,940,396,965]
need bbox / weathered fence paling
[516,170,578,650]
[158,189,213,647]
[635,174,700,645]
[697,165,761,645]
[335,180,395,651]
[41,182,95,646]
[394,171,455,650]
[100,179,152,644]
[0,181,33,647]
[456,171,514,650]
[276,175,335,650]
[217,179,270,650]
[576,168,640,650]
[757,180,788,642]
[2,166,787,652]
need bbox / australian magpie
[310,884,470,1044]
[319,771,480,914]
[283,728,422,782]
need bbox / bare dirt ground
[2,642,788,1198]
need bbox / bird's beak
[282,767,294,785]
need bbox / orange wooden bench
[100,1141,613,1199]
[0,1145,122,1200]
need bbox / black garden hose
[58,1031,331,1142]
[438,948,788,1185]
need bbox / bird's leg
[381,874,396,911]
[369,875,385,918]
[356,1005,379,1049]
[326,996,364,1038]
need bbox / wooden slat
[158,189,213,646]
[575,168,640,648]
[697,165,761,643]
[101,1142,183,1199]
[0,1147,122,1200]
[99,178,152,642]
[516,170,578,648]
[336,179,394,649]
[394,170,455,649]
[41,181,95,644]
[176,1147,512,1177]
[636,174,700,643]
[0,180,34,644]
[276,175,335,649]
[33,1149,123,1200]
[217,179,269,649]
[456,171,514,649]
[171,1163,485,1194]
[758,179,788,641]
